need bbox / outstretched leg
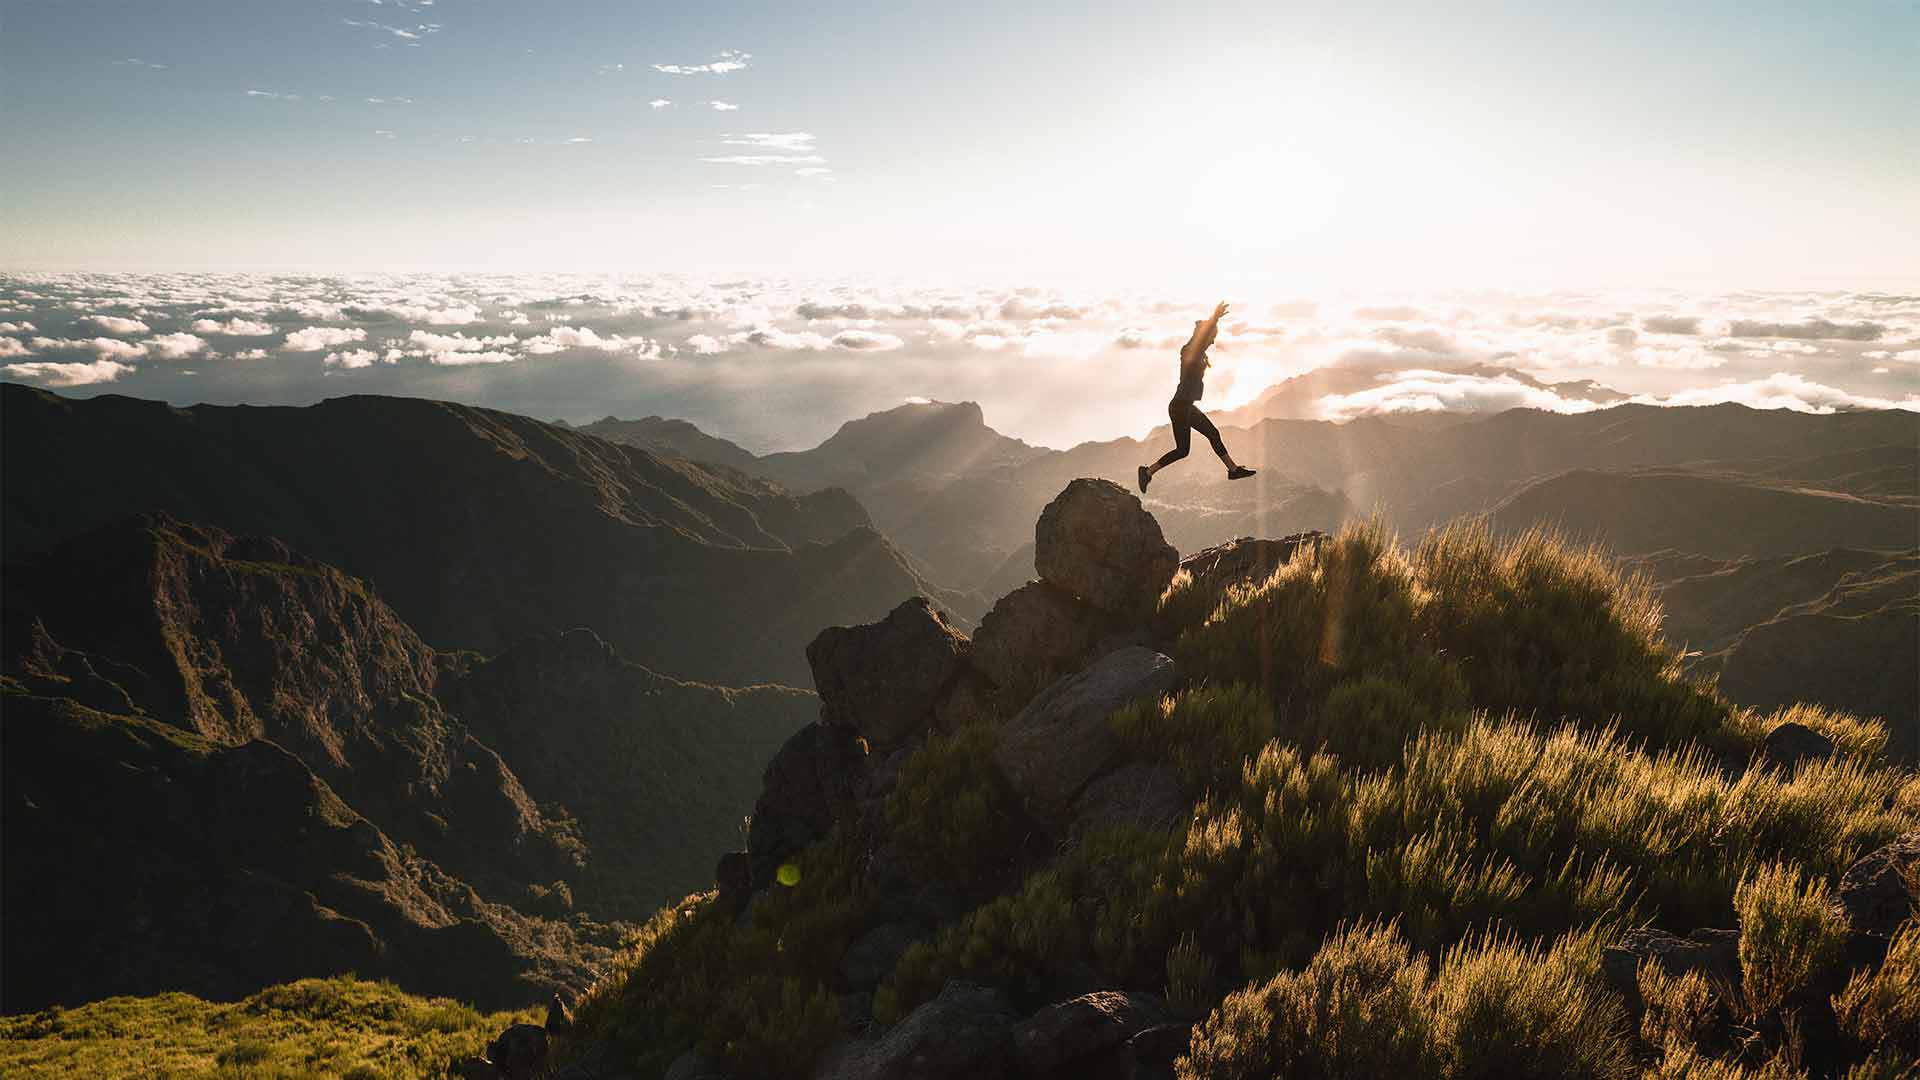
[1139,400,1193,492]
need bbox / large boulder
[813,980,1018,1080]
[484,1024,548,1080]
[993,648,1178,833]
[969,581,1110,703]
[746,722,870,889]
[839,922,922,991]
[1834,831,1920,944]
[808,598,971,751]
[1035,479,1179,619]
[1011,990,1174,1076]
[1761,721,1837,772]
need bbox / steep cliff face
[0,693,604,1013]
[4,516,575,896]
[1,385,951,685]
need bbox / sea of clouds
[2,273,1914,450]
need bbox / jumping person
[1139,301,1256,492]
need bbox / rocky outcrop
[969,581,1112,702]
[807,598,971,750]
[814,981,1018,1080]
[1601,927,1742,1005]
[993,648,1179,833]
[745,722,872,890]
[1034,479,1179,619]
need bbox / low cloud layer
[2,273,1914,449]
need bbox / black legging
[1153,396,1228,469]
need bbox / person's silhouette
[1139,301,1256,493]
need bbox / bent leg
[1190,406,1230,461]
[1151,400,1193,470]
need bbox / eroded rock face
[1035,479,1179,619]
[746,722,871,889]
[993,648,1178,833]
[969,581,1110,701]
[1011,990,1174,1076]
[807,598,971,751]
[813,980,1018,1080]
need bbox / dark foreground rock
[746,721,872,890]
[1761,721,1838,771]
[1602,927,1742,1004]
[1011,990,1175,1075]
[808,597,971,751]
[814,981,1018,1080]
[1833,830,1920,945]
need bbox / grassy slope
[561,520,1919,1079]
[0,977,537,1079]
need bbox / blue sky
[4,0,1915,286]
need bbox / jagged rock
[970,581,1111,701]
[664,1050,727,1080]
[993,648,1179,833]
[1762,721,1837,771]
[1177,534,1325,593]
[1601,928,1741,1004]
[1125,1022,1196,1080]
[1068,763,1189,839]
[813,980,1018,1080]
[1011,990,1175,1075]
[715,850,753,912]
[545,992,574,1035]
[1834,831,1920,943]
[485,1023,548,1080]
[839,922,921,991]
[1035,479,1179,619]
[747,722,871,889]
[808,598,971,750]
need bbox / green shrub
[884,723,1025,888]
[566,826,871,1078]
[1109,682,1275,789]
[1832,919,1920,1064]
[1179,922,1632,1080]
[1734,862,1849,1015]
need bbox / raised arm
[1190,301,1229,354]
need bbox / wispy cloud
[652,50,750,75]
[596,63,624,75]
[722,132,815,151]
[701,154,825,166]
[245,89,302,101]
[113,58,167,70]
[648,99,672,109]
[365,96,415,105]
[79,315,150,335]
[282,326,367,352]
[707,100,740,111]
[342,18,441,41]
[566,136,593,144]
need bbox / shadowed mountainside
[1,515,817,1012]
[0,384,964,686]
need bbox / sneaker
[1137,465,1152,493]
[1227,466,1257,480]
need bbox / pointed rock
[1035,478,1178,619]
